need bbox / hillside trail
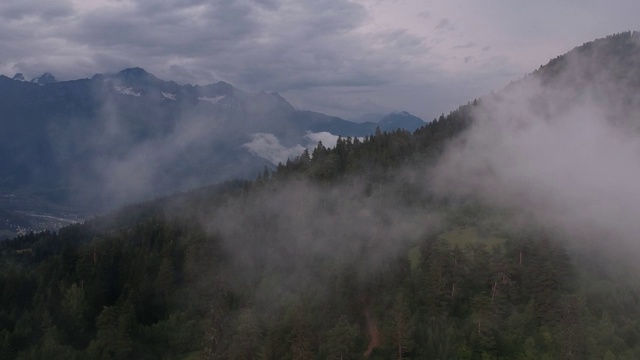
[363,305,381,357]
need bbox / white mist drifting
[432,42,640,256]
[243,131,348,165]
[205,177,440,302]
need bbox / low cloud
[243,131,348,165]
[435,18,454,31]
[206,176,441,301]
[432,39,640,259]
[243,133,305,165]
[304,131,342,149]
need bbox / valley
[0,69,425,239]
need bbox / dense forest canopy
[2,32,640,359]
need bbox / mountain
[12,73,26,81]
[2,32,640,359]
[378,111,425,132]
[349,111,426,132]
[0,68,425,238]
[31,72,57,85]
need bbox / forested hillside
[1,103,639,359]
[2,32,640,359]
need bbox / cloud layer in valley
[243,131,346,165]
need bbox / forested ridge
[3,32,640,359]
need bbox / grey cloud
[251,0,280,11]
[188,68,218,83]
[0,0,72,20]
[130,0,210,16]
[248,68,388,91]
[281,86,393,120]
[91,53,135,75]
[0,0,490,121]
[52,0,383,92]
[282,78,498,121]
[418,10,431,19]
[435,18,454,31]
[374,29,428,53]
[309,1,367,34]
[168,65,200,82]
[453,42,476,49]
[64,1,257,58]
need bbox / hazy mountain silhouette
[0,68,424,235]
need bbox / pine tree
[324,315,359,360]
[229,308,261,360]
[388,293,414,359]
[290,301,313,360]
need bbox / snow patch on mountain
[115,86,141,97]
[162,92,177,100]
[198,96,225,104]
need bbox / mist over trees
[2,32,640,359]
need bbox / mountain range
[0,68,425,238]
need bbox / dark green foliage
[1,154,640,360]
[274,104,473,183]
[227,308,261,360]
[322,315,359,360]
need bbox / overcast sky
[1,0,638,120]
